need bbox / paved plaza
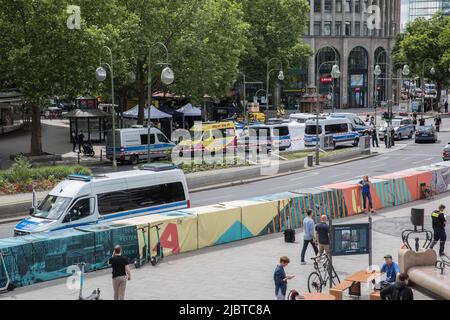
[2,193,448,300]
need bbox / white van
[106,127,175,165]
[244,123,291,151]
[289,113,316,124]
[304,118,360,149]
[14,164,189,236]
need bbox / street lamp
[374,64,382,125]
[96,46,117,169]
[147,42,174,164]
[266,58,284,111]
[315,47,340,166]
[330,64,341,113]
[421,58,435,114]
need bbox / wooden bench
[329,281,353,300]
[370,290,381,300]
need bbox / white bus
[14,164,189,236]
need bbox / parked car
[443,143,450,161]
[379,118,415,141]
[415,125,438,143]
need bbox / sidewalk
[2,194,446,300]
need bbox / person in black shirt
[315,215,330,255]
[371,126,379,148]
[419,117,426,126]
[380,273,414,300]
[430,204,447,257]
[108,245,131,300]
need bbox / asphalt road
[1,130,448,239]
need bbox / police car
[379,117,415,141]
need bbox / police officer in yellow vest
[430,204,447,257]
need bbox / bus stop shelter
[67,109,111,143]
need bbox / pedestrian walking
[274,256,295,300]
[380,273,414,300]
[315,215,330,255]
[435,116,441,132]
[300,210,318,264]
[77,131,85,153]
[430,204,447,257]
[359,176,375,213]
[371,126,379,148]
[419,116,426,126]
[108,245,131,300]
[369,115,375,127]
[390,126,395,147]
[412,117,417,132]
[71,132,78,153]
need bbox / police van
[304,118,360,149]
[14,164,189,236]
[106,127,175,165]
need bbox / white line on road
[370,157,388,163]
[288,171,320,181]
[412,157,434,165]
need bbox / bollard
[52,153,56,166]
[307,155,313,167]
[100,149,103,162]
[78,152,80,165]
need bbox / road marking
[288,171,320,181]
[370,157,388,163]
[412,157,434,164]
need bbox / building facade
[298,0,401,109]
[409,0,450,22]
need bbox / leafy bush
[0,158,91,194]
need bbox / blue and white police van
[304,118,360,149]
[106,127,175,165]
[329,113,371,136]
[14,164,190,236]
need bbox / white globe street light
[331,64,341,78]
[278,70,285,81]
[161,66,175,85]
[402,64,410,76]
[95,66,107,82]
[430,67,436,75]
[374,64,382,77]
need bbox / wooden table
[302,293,336,300]
[345,270,382,283]
[344,270,383,297]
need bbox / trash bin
[307,155,314,167]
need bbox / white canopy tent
[176,103,202,117]
[123,105,172,120]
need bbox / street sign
[331,223,370,256]
[320,76,333,84]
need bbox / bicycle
[307,253,340,293]
[420,183,435,200]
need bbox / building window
[355,0,361,13]
[314,0,321,12]
[364,22,369,36]
[345,21,352,36]
[335,21,342,36]
[344,0,352,13]
[336,0,342,12]
[355,22,361,36]
[324,21,332,35]
[314,22,321,36]
[325,0,332,12]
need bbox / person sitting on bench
[380,273,414,300]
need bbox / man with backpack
[380,273,414,300]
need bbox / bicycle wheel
[307,272,323,293]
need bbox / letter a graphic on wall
[159,223,180,254]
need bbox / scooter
[82,142,95,157]
[150,223,164,266]
[0,251,14,293]
[134,226,150,269]
[77,262,101,300]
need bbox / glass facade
[409,0,450,22]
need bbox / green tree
[238,0,312,97]
[0,0,135,155]
[393,12,450,108]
